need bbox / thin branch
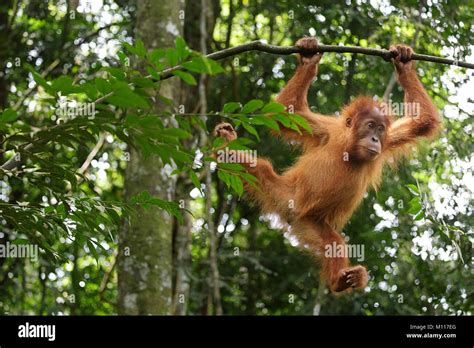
[74,22,126,48]
[98,250,118,299]
[77,132,106,175]
[1,143,34,170]
[13,59,60,110]
[59,0,71,53]
[224,0,234,49]
[158,41,474,80]
[6,0,20,32]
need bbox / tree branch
[159,40,474,80]
[77,132,106,175]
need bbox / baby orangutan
[214,37,440,293]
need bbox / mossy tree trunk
[118,0,184,315]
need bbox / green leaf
[439,231,451,244]
[172,70,197,85]
[218,163,245,171]
[240,172,258,187]
[414,211,425,220]
[57,203,66,215]
[51,76,79,95]
[44,205,55,214]
[107,85,149,108]
[406,184,420,196]
[242,99,264,114]
[217,170,231,188]
[253,116,280,131]
[117,51,129,65]
[95,78,112,95]
[148,48,166,64]
[146,66,161,80]
[31,71,52,93]
[212,137,225,148]
[0,108,18,124]
[81,81,98,99]
[452,240,464,264]
[157,96,173,106]
[123,40,146,58]
[242,123,260,140]
[190,170,201,190]
[408,199,422,215]
[161,128,191,139]
[172,149,192,164]
[138,115,163,128]
[107,206,122,224]
[124,114,140,125]
[261,101,286,113]
[290,114,313,134]
[223,102,241,113]
[122,41,138,55]
[147,50,167,72]
[131,77,154,88]
[230,175,244,196]
[105,67,126,80]
[274,113,292,127]
[166,48,179,67]
[135,38,147,58]
[227,138,253,150]
[182,56,224,75]
[11,238,29,245]
[175,37,190,60]
[86,239,100,264]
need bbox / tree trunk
[117,0,184,315]
[172,179,192,315]
[198,0,223,316]
[170,0,201,316]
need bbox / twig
[13,59,60,110]
[98,250,118,298]
[77,132,106,175]
[1,143,34,170]
[6,0,20,32]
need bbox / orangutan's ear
[345,117,352,128]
